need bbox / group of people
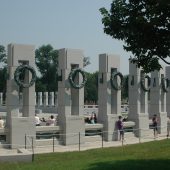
[85,112,97,124]
[35,114,56,126]
[117,114,170,141]
[0,117,4,128]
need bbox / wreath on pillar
[161,77,169,93]
[140,75,151,92]
[110,72,123,90]
[68,68,87,89]
[14,65,37,88]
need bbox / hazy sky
[0,0,131,74]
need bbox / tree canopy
[84,72,98,104]
[0,45,7,65]
[35,44,58,91]
[100,0,170,73]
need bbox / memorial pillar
[98,54,121,141]
[128,60,150,137]
[6,44,36,148]
[150,68,167,134]
[58,48,85,145]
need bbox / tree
[84,72,98,104]
[100,0,170,73]
[83,56,91,67]
[121,75,128,102]
[35,44,58,91]
[0,45,7,65]
[0,45,7,94]
[0,67,7,93]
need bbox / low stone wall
[0,148,32,162]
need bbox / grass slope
[1,139,170,170]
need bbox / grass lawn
[1,139,170,170]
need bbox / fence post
[101,131,103,148]
[32,137,34,162]
[122,139,123,146]
[79,132,80,151]
[139,128,141,143]
[25,134,27,149]
[53,134,55,152]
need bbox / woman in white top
[0,117,4,128]
[46,115,55,126]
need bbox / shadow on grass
[87,159,170,170]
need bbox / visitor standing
[46,115,56,126]
[0,117,4,128]
[117,116,124,141]
[35,114,41,126]
[152,114,158,138]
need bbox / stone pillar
[6,44,36,149]
[54,92,58,113]
[39,92,43,106]
[98,54,121,141]
[35,92,37,106]
[128,60,149,137]
[58,48,85,145]
[166,66,170,117]
[51,92,54,106]
[150,68,167,134]
[0,93,3,105]
[54,92,58,106]
[37,92,40,107]
[49,92,54,107]
[43,92,48,107]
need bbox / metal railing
[24,125,168,154]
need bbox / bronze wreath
[110,72,123,90]
[14,65,36,88]
[68,68,87,89]
[140,75,151,92]
[161,77,169,93]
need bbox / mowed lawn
[1,139,170,170]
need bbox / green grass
[1,139,170,170]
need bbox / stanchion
[101,131,103,148]
[139,129,141,143]
[53,134,55,152]
[32,137,34,162]
[25,134,27,149]
[79,132,80,151]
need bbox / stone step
[85,135,102,142]
[124,132,135,138]
[35,138,61,146]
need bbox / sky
[0,0,131,75]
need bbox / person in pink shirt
[46,115,56,126]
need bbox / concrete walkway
[0,133,168,157]
[28,133,168,154]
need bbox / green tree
[121,75,128,102]
[0,67,7,93]
[84,72,98,104]
[0,45,7,65]
[35,44,58,92]
[100,0,170,73]
[83,57,91,67]
[0,45,7,93]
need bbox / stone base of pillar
[131,114,150,138]
[100,114,118,141]
[59,115,85,145]
[7,117,36,149]
[157,112,167,135]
